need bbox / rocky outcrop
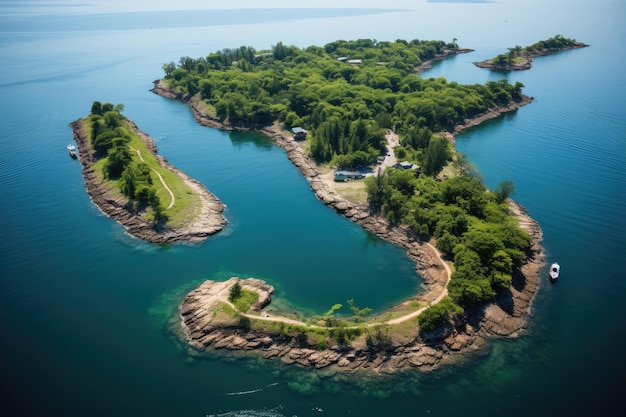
[69,118,227,244]
[178,197,544,374]
[179,278,485,373]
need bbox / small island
[474,34,588,71]
[70,101,226,244]
[149,38,545,372]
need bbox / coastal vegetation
[81,101,200,226]
[161,38,524,171]
[158,38,537,346]
[476,34,586,70]
[228,281,259,312]
[366,168,531,308]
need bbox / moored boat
[549,262,560,281]
[67,143,77,158]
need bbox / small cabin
[334,170,365,182]
[347,59,362,65]
[292,127,307,140]
[393,161,420,170]
[393,161,421,175]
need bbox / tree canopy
[161,38,534,318]
[87,101,162,220]
[162,38,525,168]
[365,169,532,308]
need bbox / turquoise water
[1,1,625,416]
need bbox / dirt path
[387,242,451,324]
[152,169,175,210]
[130,146,176,210]
[225,241,452,328]
[383,129,398,169]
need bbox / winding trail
[225,241,452,328]
[130,146,176,210]
[151,169,176,210]
[387,242,451,324]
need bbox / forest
[160,39,533,329]
[162,38,524,171]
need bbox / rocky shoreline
[413,47,474,72]
[151,76,545,372]
[177,197,543,373]
[69,118,227,244]
[474,42,588,70]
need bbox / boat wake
[206,405,285,417]
[225,382,279,396]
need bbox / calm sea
[1,1,624,416]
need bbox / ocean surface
[1,1,624,416]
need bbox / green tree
[448,274,495,307]
[418,297,462,331]
[162,61,176,77]
[422,136,449,176]
[365,169,387,211]
[105,145,132,178]
[323,303,343,319]
[463,229,505,265]
[436,231,459,256]
[493,179,515,204]
[91,101,103,116]
[229,281,242,302]
[346,299,372,322]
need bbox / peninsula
[70,103,226,244]
[474,34,588,70]
[150,38,545,372]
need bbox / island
[69,102,226,244]
[148,38,546,372]
[474,34,588,71]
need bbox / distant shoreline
[69,118,227,244]
[474,42,588,71]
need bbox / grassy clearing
[232,289,259,313]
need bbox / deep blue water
[1,1,625,416]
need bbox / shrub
[418,297,463,331]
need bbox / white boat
[549,262,560,280]
[67,143,77,158]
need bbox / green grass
[221,303,235,317]
[232,289,259,313]
[82,118,202,227]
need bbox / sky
[0,0,503,14]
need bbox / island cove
[150,81,541,372]
[71,40,544,373]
